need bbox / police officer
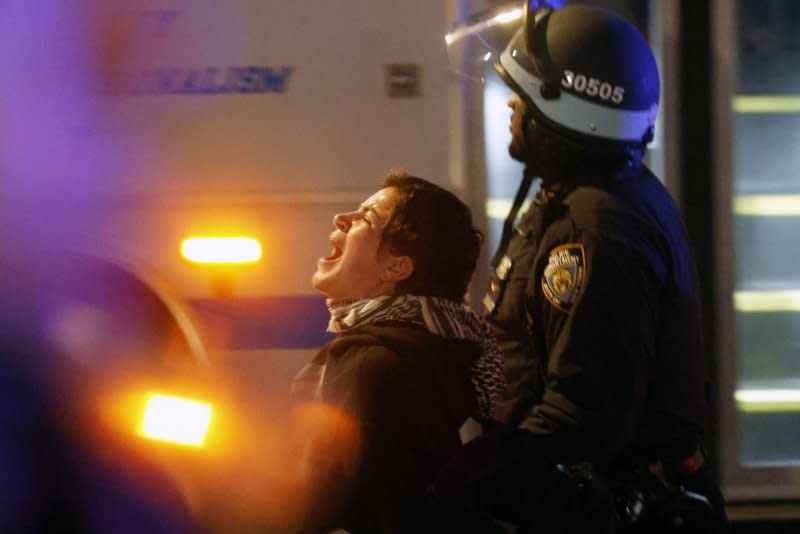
[481,3,728,532]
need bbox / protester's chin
[312,271,336,297]
[311,271,326,292]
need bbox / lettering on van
[108,66,294,96]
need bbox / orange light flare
[190,400,362,533]
[264,402,363,529]
[91,371,362,531]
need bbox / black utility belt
[557,451,714,529]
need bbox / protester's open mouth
[321,245,342,262]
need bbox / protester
[289,170,504,533]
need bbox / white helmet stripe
[499,48,658,143]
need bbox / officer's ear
[381,255,414,283]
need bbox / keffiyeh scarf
[326,294,505,420]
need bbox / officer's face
[508,92,528,162]
[312,187,410,300]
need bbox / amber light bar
[181,236,262,264]
[138,392,213,447]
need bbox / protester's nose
[334,212,351,232]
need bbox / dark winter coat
[292,321,482,534]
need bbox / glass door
[716,0,800,499]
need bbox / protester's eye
[354,209,374,226]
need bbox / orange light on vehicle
[181,236,263,264]
[139,393,213,447]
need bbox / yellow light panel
[735,389,800,413]
[733,95,800,113]
[734,195,800,216]
[734,291,800,313]
[181,236,262,264]
[139,393,212,447]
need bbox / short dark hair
[378,170,482,301]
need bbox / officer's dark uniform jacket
[485,163,708,469]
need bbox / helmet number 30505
[561,69,624,104]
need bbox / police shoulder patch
[541,243,586,312]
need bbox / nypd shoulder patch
[541,243,586,312]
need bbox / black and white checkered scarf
[327,295,505,420]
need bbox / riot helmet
[494,3,660,149]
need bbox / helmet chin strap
[517,108,541,166]
[520,110,558,184]
[489,165,537,270]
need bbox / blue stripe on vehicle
[189,296,334,349]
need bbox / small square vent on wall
[385,64,421,98]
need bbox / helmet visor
[445,1,565,84]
